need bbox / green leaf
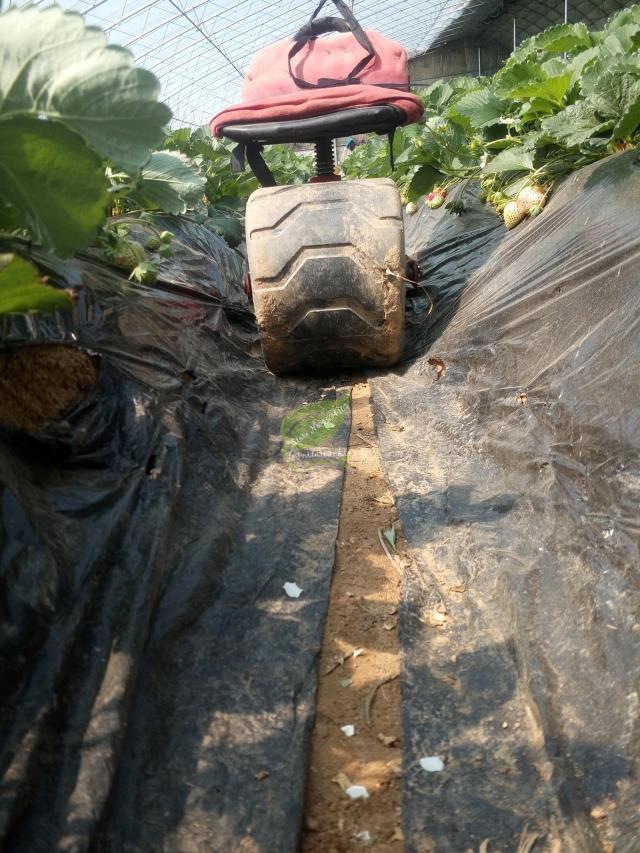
[603,33,628,56]
[483,146,534,175]
[0,253,72,314]
[538,22,591,53]
[163,127,191,152]
[502,175,530,198]
[608,24,640,52]
[541,102,614,146]
[0,6,172,172]
[516,22,592,57]
[522,130,548,151]
[420,81,455,112]
[604,5,640,34]
[127,151,206,214]
[204,214,244,248]
[484,138,520,151]
[518,97,561,120]
[613,99,640,140]
[568,46,601,86]
[407,164,441,200]
[0,117,109,255]
[510,73,572,105]
[541,58,568,77]
[494,61,544,97]
[582,66,640,120]
[450,76,486,95]
[394,146,419,166]
[453,88,507,128]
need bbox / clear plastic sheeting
[371,151,640,851]
[0,224,349,852]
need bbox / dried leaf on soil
[364,673,399,727]
[332,772,352,792]
[427,357,446,380]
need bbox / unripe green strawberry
[504,201,524,230]
[146,236,162,250]
[516,184,546,216]
[158,244,173,259]
[129,261,157,284]
[109,240,146,272]
[160,230,174,244]
[494,193,508,214]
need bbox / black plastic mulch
[371,151,640,852]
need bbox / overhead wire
[10,0,595,131]
[156,0,455,91]
[166,0,244,76]
[158,0,476,122]
[157,0,462,105]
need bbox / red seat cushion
[211,30,423,136]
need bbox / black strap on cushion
[287,0,376,89]
[231,142,276,186]
[231,143,245,173]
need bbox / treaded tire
[245,178,405,374]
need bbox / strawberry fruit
[426,187,446,209]
[503,201,525,230]
[516,185,546,217]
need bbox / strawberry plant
[0,5,178,315]
[341,6,640,226]
[0,6,171,257]
[0,7,219,314]
[107,151,206,217]
[163,126,314,247]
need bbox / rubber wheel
[245,178,405,374]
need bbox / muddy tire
[245,178,405,374]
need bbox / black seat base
[220,104,406,145]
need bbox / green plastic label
[280,395,350,467]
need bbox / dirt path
[301,381,405,852]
